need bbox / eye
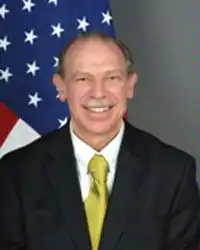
[109,75,121,80]
[76,77,87,82]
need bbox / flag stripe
[0,118,40,158]
[0,103,19,147]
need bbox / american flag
[0,0,115,158]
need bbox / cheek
[67,85,90,105]
[108,84,127,101]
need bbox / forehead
[64,38,126,67]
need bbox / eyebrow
[70,71,92,79]
[104,69,125,75]
[69,69,126,80]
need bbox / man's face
[53,38,137,138]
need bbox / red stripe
[0,103,19,147]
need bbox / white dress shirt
[70,121,125,201]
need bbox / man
[0,32,199,250]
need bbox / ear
[52,74,67,102]
[126,73,138,99]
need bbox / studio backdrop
[110,0,200,183]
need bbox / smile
[84,106,113,113]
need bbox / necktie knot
[88,154,109,184]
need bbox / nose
[90,79,105,98]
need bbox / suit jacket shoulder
[124,120,195,164]
[0,124,72,178]
[122,121,197,200]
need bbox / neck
[71,121,122,151]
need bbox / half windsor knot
[88,154,109,184]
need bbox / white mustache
[84,99,113,108]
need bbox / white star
[0,36,11,51]
[77,17,90,32]
[22,0,35,12]
[53,57,59,67]
[101,11,112,26]
[51,23,64,38]
[58,117,68,128]
[28,92,42,108]
[48,0,58,5]
[26,61,40,76]
[0,4,10,19]
[24,29,38,44]
[0,67,13,83]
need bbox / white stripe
[0,119,40,158]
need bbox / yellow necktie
[84,154,109,250]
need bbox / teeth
[88,107,110,112]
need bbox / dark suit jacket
[0,120,199,250]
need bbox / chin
[83,119,120,136]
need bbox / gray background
[110,0,200,184]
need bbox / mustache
[83,98,114,108]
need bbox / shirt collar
[70,120,124,174]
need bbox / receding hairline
[64,36,127,68]
[67,34,124,57]
[57,32,135,76]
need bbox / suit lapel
[42,120,148,250]
[99,121,149,250]
[43,123,90,250]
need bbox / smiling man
[53,34,136,150]
[0,33,199,250]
